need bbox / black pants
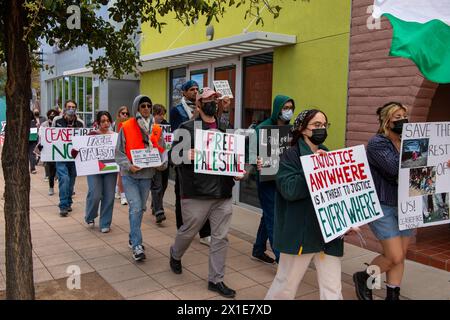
[45,162,56,188]
[28,141,38,172]
[151,167,170,215]
[175,168,211,238]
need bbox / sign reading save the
[300,145,383,242]
[194,129,245,177]
[41,127,93,162]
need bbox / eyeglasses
[308,122,331,129]
[120,112,129,116]
[140,103,152,109]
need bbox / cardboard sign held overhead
[213,80,233,99]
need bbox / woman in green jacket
[265,109,344,300]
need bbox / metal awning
[139,31,297,72]
[62,67,138,80]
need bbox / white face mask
[280,109,293,122]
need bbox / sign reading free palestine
[194,129,245,177]
[300,145,384,243]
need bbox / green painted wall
[139,69,168,106]
[140,0,351,149]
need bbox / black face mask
[391,119,408,135]
[202,101,217,117]
[308,128,328,145]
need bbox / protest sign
[213,80,234,98]
[40,127,93,162]
[29,127,38,141]
[259,125,292,181]
[131,148,162,168]
[194,129,245,177]
[72,133,119,176]
[160,125,173,150]
[301,145,383,243]
[398,122,450,230]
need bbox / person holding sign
[115,95,167,262]
[71,111,117,233]
[169,87,245,298]
[28,110,40,174]
[253,95,295,265]
[52,100,85,217]
[170,80,212,246]
[114,106,130,205]
[265,109,344,300]
[353,102,413,301]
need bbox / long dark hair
[291,109,328,146]
[96,110,112,124]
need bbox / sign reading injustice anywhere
[301,145,383,243]
[72,133,119,176]
[131,148,162,168]
[40,127,93,161]
[259,125,292,181]
[194,129,245,177]
[398,122,450,230]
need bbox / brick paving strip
[1,165,450,300]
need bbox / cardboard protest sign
[213,80,234,98]
[131,148,161,168]
[301,145,383,243]
[72,133,119,176]
[398,122,450,230]
[40,127,93,162]
[194,129,245,177]
[259,125,292,182]
[160,125,173,150]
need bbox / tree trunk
[1,0,35,299]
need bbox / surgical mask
[202,101,217,117]
[308,128,328,145]
[280,109,293,122]
[391,119,408,135]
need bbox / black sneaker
[385,286,401,300]
[59,208,68,217]
[67,206,73,212]
[353,271,373,300]
[128,240,145,251]
[132,245,146,262]
[208,281,236,298]
[156,213,166,224]
[170,254,182,274]
[251,253,275,265]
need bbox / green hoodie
[255,94,295,134]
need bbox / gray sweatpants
[170,197,233,284]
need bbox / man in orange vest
[115,94,166,261]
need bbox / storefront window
[239,52,273,208]
[214,65,236,127]
[78,77,84,111]
[169,68,186,110]
[190,69,208,89]
[86,77,93,112]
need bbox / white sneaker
[120,195,128,205]
[44,177,49,182]
[48,188,54,196]
[101,227,110,233]
[199,236,211,247]
[115,192,121,199]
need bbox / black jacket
[172,116,235,199]
[54,116,84,128]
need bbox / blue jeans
[85,173,118,229]
[253,179,280,262]
[122,175,151,249]
[56,162,77,210]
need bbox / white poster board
[300,145,384,243]
[131,148,162,168]
[194,129,245,177]
[72,133,119,176]
[213,80,233,98]
[398,122,450,230]
[40,127,93,162]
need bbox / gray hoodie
[115,94,166,179]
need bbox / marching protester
[115,95,166,261]
[114,105,130,205]
[353,102,413,301]
[71,111,117,233]
[28,110,40,174]
[265,109,344,300]
[252,95,296,264]
[52,100,85,217]
[170,80,211,246]
[169,87,244,298]
[39,109,59,195]
[150,104,169,224]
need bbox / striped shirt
[367,134,399,207]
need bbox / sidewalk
[0,165,449,300]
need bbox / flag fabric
[372,0,450,84]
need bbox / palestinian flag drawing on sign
[372,0,450,83]
[98,159,118,172]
